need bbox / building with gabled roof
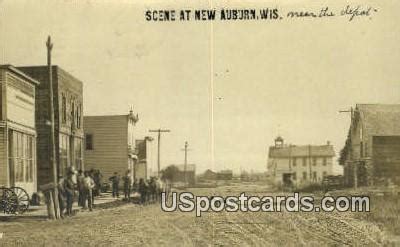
[267,136,335,187]
[340,104,400,187]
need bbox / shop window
[8,130,35,184]
[59,134,69,176]
[75,138,83,170]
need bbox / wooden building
[18,66,84,185]
[340,104,400,187]
[217,170,233,180]
[0,65,40,196]
[202,169,218,180]
[170,164,196,186]
[84,111,139,181]
[267,136,335,187]
[135,137,154,181]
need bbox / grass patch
[354,195,400,236]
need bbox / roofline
[84,114,129,118]
[0,64,41,86]
[18,65,84,85]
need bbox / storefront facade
[0,65,39,196]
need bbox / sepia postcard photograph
[0,0,399,246]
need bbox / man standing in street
[109,172,120,198]
[83,171,95,211]
[77,170,85,207]
[64,171,75,216]
[122,170,132,201]
[57,175,66,218]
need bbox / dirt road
[0,183,389,246]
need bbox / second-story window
[85,134,93,150]
[292,157,297,167]
[62,94,67,123]
[76,104,81,129]
[302,157,307,167]
[312,157,317,166]
[322,157,327,166]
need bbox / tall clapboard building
[84,110,139,181]
[18,66,84,185]
[0,65,40,196]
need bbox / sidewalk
[0,192,123,222]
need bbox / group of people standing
[108,170,168,205]
[57,168,103,218]
[57,168,168,218]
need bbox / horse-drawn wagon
[0,186,30,215]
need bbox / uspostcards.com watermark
[161,192,370,217]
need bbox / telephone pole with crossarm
[149,129,170,177]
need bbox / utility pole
[181,141,192,186]
[339,107,357,188]
[46,36,60,219]
[149,129,170,177]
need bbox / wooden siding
[84,115,129,180]
[373,136,400,177]
[0,128,8,187]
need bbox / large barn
[340,104,400,187]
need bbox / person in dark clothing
[109,172,120,198]
[138,178,147,205]
[77,170,84,207]
[93,169,102,196]
[148,177,157,203]
[122,170,132,201]
[64,172,75,216]
[58,176,66,218]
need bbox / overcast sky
[1,0,399,174]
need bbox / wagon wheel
[10,187,30,214]
[0,188,18,214]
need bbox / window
[302,172,307,180]
[75,138,83,170]
[360,141,364,158]
[313,171,317,181]
[8,130,35,183]
[61,94,67,123]
[322,171,327,178]
[85,134,93,150]
[322,157,327,166]
[292,158,297,167]
[70,100,75,128]
[312,157,317,166]
[59,134,69,176]
[292,172,297,180]
[302,157,307,167]
[76,104,82,129]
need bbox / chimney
[327,141,331,146]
